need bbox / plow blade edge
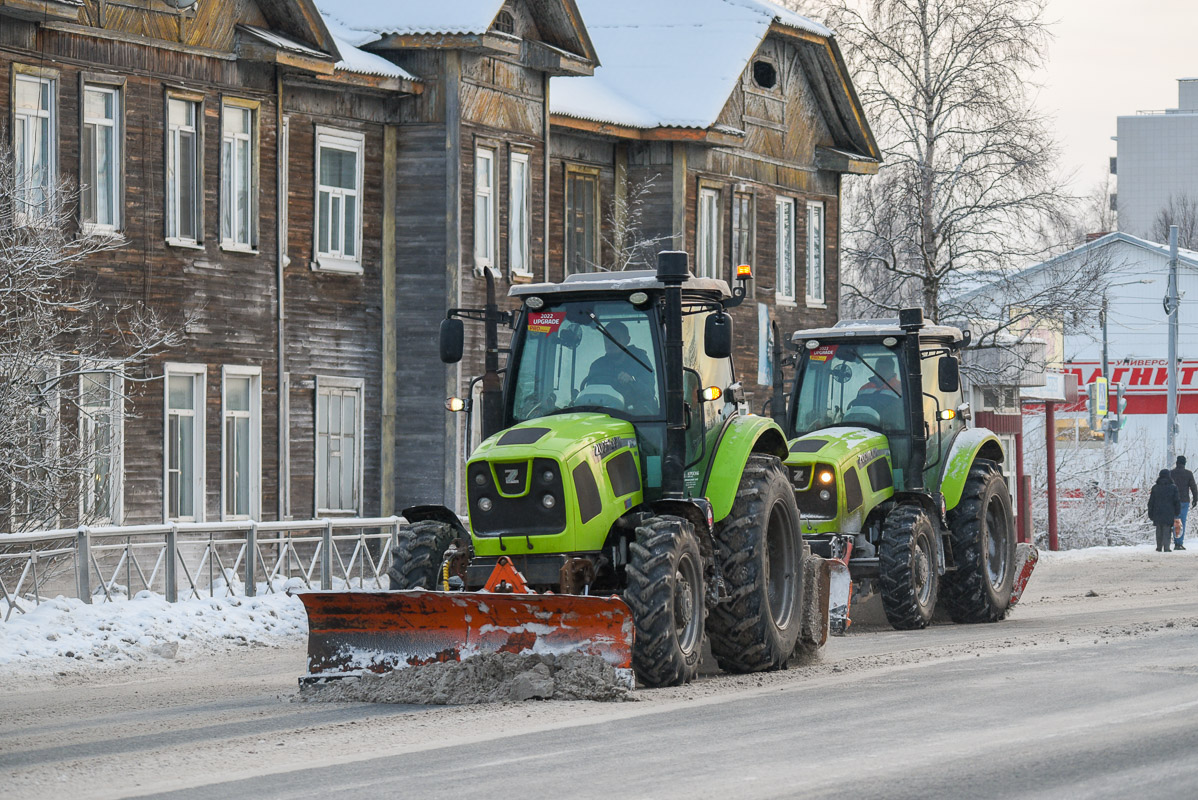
[299,590,634,679]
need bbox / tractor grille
[468,457,566,538]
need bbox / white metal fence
[0,517,401,621]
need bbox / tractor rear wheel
[623,515,705,687]
[708,454,804,673]
[879,504,939,629]
[387,520,455,590]
[941,460,1016,623]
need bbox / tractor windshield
[791,342,909,437]
[511,299,663,421]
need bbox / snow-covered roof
[317,1,507,41]
[239,25,329,60]
[551,0,831,130]
[320,13,419,81]
[959,231,1198,305]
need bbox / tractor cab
[503,272,740,501]
[787,318,969,494]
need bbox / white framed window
[474,146,497,271]
[166,96,201,244]
[509,151,531,276]
[775,197,796,303]
[697,186,722,280]
[13,73,56,220]
[79,370,123,524]
[81,84,120,231]
[315,127,364,272]
[315,377,363,514]
[164,363,206,522]
[221,102,257,250]
[221,366,261,520]
[731,191,754,267]
[806,201,825,306]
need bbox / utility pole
[1101,294,1111,545]
[1167,226,1180,466]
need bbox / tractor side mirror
[704,312,733,359]
[938,356,961,393]
[440,318,464,364]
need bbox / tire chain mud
[941,460,1015,623]
[623,516,703,687]
[386,520,456,590]
[707,454,803,673]
[878,503,938,629]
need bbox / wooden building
[0,0,420,527]
[0,0,874,528]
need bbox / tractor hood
[785,427,896,535]
[472,414,638,464]
[467,414,645,557]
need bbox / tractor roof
[509,270,732,300]
[792,317,966,343]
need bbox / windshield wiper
[586,312,652,373]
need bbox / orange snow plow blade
[298,586,634,681]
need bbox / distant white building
[1114,78,1198,239]
[964,232,1198,490]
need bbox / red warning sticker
[809,345,839,362]
[528,312,566,334]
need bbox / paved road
[3,549,1197,799]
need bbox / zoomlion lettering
[856,447,890,469]
[593,437,636,460]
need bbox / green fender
[940,427,1006,511]
[703,415,790,523]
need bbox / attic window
[493,10,515,35]
[753,60,778,90]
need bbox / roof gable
[549,0,875,158]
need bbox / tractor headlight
[541,494,556,509]
[818,470,835,485]
[820,490,831,501]
[478,497,493,512]
[541,469,555,484]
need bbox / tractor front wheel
[387,520,456,590]
[623,515,705,687]
[941,460,1016,623]
[708,454,804,673]
[879,504,939,629]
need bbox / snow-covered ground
[0,587,307,677]
[0,542,1187,679]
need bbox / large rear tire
[941,460,1016,623]
[623,516,705,687]
[387,520,456,590]
[707,454,804,673]
[879,504,939,630]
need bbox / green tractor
[776,309,1037,632]
[299,253,835,689]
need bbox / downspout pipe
[276,73,289,520]
[658,251,689,500]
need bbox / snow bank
[0,588,307,675]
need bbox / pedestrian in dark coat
[1170,456,1198,550]
[1148,469,1181,552]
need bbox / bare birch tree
[590,173,673,272]
[0,142,180,533]
[824,0,1107,349]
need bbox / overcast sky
[1029,0,1194,194]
